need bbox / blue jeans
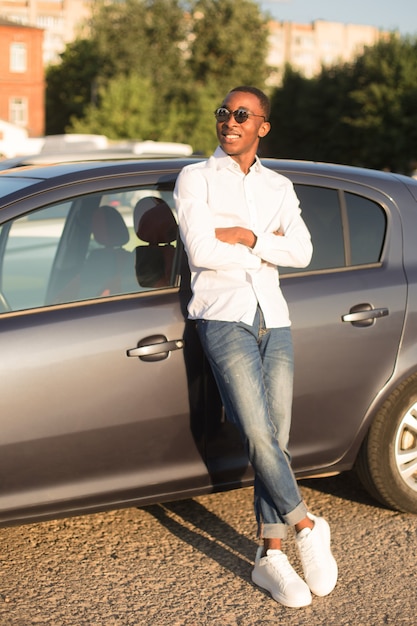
[196,307,307,539]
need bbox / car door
[203,171,408,483]
[280,176,407,472]
[0,178,209,524]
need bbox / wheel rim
[394,403,417,492]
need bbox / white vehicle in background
[0,135,194,170]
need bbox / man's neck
[230,154,257,175]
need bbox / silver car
[0,157,416,526]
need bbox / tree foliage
[88,0,187,89]
[45,39,102,135]
[266,36,417,173]
[47,3,417,170]
[69,75,156,139]
[46,0,270,153]
[186,0,269,94]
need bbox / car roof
[0,158,201,208]
[0,157,416,207]
[0,154,193,182]
[0,155,403,182]
[0,156,196,180]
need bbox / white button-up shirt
[174,147,312,327]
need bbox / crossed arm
[215,226,283,249]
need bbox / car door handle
[342,304,389,327]
[127,334,184,362]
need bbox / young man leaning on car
[174,85,338,608]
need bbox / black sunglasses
[214,107,266,124]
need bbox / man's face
[216,91,270,160]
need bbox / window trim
[279,180,388,277]
[9,97,28,127]
[9,42,27,73]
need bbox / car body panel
[0,294,211,524]
[0,158,416,524]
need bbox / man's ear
[258,121,271,138]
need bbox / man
[174,86,337,608]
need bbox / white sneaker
[251,547,312,608]
[296,513,338,597]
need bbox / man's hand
[215,227,284,248]
[215,227,257,248]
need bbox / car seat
[133,197,178,288]
[79,204,132,298]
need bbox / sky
[259,0,417,37]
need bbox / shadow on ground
[142,471,389,585]
[144,498,256,583]
[299,470,386,510]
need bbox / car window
[280,184,386,275]
[346,192,386,265]
[0,186,178,314]
[281,185,344,274]
[1,203,69,311]
[298,185,344,271]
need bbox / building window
[9,98,28,127]
[36,15,63,28]
[10,43,27,73]
[8,14,29,26]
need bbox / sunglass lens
[234,109,249,124]
[215,108,230,122]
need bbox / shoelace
[297,531,322,567]
[265,551,300,582]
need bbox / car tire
[355,373,417,514]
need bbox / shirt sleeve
[252,183,313,268]
[174,166,261,271]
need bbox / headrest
[134,196,177,245]
[91,205,129,247]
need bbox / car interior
[0,186,180,313]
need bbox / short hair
[229,86,270,121]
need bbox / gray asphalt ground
[0,472,415,626]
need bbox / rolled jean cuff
[284,500,309,527]
[258,501,309,540]
[260,523,289,540]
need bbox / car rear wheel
[355,373,417,514]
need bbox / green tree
[45,39,102,135]
[47,0,189,135]
[267,35,417,173]
[187,0,270,94]
[159,79,221,154]
[341,36,417,171]
[89,0,187,89]
[69,75,221,152]
[45,0,270,153]
[266,65,320,159]
[68,74,156,138]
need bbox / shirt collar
[212,146,262,173]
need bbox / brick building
[0,18,44,138]
[0,0,91,65]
